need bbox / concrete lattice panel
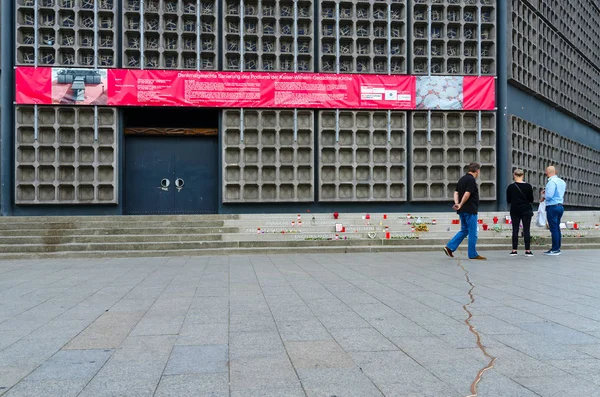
[15,0,117,67]
[222,109,314,202]
[410,111,497,201]
[319,0,407,74]
[223,0,313,72]
[15,105,118,204]
[531,0,600,69]
[411,0,496,75]
[122,0,218,69]
[509,0,600,129]
[510,115,600,207]
[318,110,407,202]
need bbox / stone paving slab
[0,250,599,396]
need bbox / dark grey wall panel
[507,85,600,151]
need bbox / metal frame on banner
[477,5,483,143]
[427,3,432,143]
[33,0,39,141]
[293,0,298,143]
[197,0,202,71]
[239,0,245,142]
[93,0,99,142]
[139,1,145,70]
[387,1,392,143]
[335,1,340,143]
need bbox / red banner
[15,67,495,111]
[463,76,496,110]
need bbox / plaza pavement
[0,250,599,397]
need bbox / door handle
[175,178,184,192]
[160,178,170,191]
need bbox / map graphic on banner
[15,67,495,111]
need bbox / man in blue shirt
[541,166,567,255]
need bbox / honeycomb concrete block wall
[15,105,118,204]
[531,0,600,69]
[510,115,600,208]
[318,110,407,202]
[222,109,314,202]
[410,111,496,201]
[507,0,537,90]
[122,0,218,69]
[509,0,600,129]
[16,0,117,67]
[223,0,313,72]
[319,0,406,73]
[411,0,496,75]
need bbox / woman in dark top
[506,169,534,256]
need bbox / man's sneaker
[443,247,454,258]
[470,255,487,260]
[509,250,518,256]
[543,250,561,256]
[525,251,534,257]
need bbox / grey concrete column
[1,0,14,215]
[497,0,509,211]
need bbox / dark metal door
[125,136,175,215]
[173,136,219,214]
[125,136,218,214]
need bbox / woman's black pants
[511,211,533,250]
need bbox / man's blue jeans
[447,212,479,258]
[546,204,564,251]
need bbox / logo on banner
[385,90,397,101]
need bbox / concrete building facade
[0,0,598,216]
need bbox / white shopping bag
[536,201,547,228]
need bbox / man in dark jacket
[443,162,486,260]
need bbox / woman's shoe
[525,251,534,257]
[509,250,518,256]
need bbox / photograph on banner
[51,68,108,105]
[416,76,463,110]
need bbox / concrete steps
[0,227,237,237]
[0,242,598,260]
[0,212,598,259]
[2,236,578,252]
[0,215,240,223]
[0,233,224,245]
[0,220,228,230]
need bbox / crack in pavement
[456,256,497,397]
